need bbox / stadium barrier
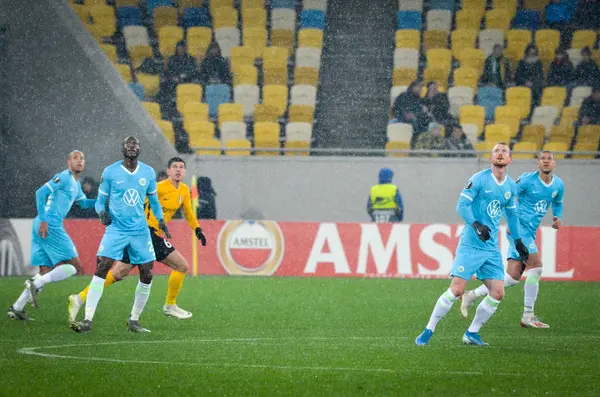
[1,219,599,281]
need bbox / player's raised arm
[456,177,491,241]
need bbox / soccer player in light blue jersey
[70,137,170,334]
[415,142,529,346]
[8,151,95,321]
[461,151,564,328]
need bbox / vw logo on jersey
[139,178,146,186]
[534,200,548,214]
[123,189,141,207]
[487,200,502,218]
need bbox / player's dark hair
[168,157,186,168]
[538,150,554,159]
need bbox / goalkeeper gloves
[514,238,529,263]
[195,227,207,246]
[472,221,491,242]
[99,211,112,226]
[158,220,171,239]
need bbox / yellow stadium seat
[485,124,510,143]
[129,45,153,68]
[243,27,267,58]
[475,141,497,156]
[456,48,485,72]
[560,106,580,126]
[142,101,161,119]
[242,8,266,29]
[462,0,486,11]
[212,7,238,29]
[178,0,203,9]
[253,122,280,156]
[155,119,175,144]
[535,29,560,62]
[88,19,116,39]
[453,67,480,91]
[176,84,203,113]
[230,46,256,73]
[423,30,448,52]
[241,0,264,10]
[577,125,600,142]
[263,85,288,117]
[88,5,113,20]
[99,44,117,63]
[187,121,216,142]
[210,0,233,11]
[158,26,184,57]
[288,105,314,124]
[512,141,538,158]
[183,112,208,133]
[295,67,319,86]
[263,47,289,68]
[541,86,567,113]
[396,30,421,50]
[505,29,532,63]
[225,139,252,156]
[187,27,212,58]
[426,49,452,72]
[194,137,222,156]
[263,65,288,85]
[115,64,132,83]
[506,87,532,119]
[233,65,258,86]
[253,104,280,122]
[460,105,486,133]
[254,137,280,155]
[521,124,546,148]
[284,140,311,156]
[455,9,484,31]
[571,30,597,50]
[485,9,511,31]
[298,29,324,48]
[182,102,209,122]
[385,141,410,157]
[524,0,549,12]
[492,0,517,18]
[423,68,449,91]
[572,142,598,159]
[271,29,294,52]
[137,73,160,97]
[218,103,244,127]
[494,105,522,138]
[543,142,568,159]
[154,7,178,31]
[549,124,575,143]
[451,29,478,57]
[115,0,139,6]
[71,4,90,23]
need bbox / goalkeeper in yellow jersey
[68,157,206,320]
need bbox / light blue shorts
[507,233,538,261]
[30,219,78,268]
[97,228,155,265]
[450,243,504,281]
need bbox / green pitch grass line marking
[16,338,598,378]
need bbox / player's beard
[493,161,507,168]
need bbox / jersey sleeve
[456,175,481,225]
[95,168,110,215]
[504,181,521,240]
[552,180,565,219]
[182,185,200,230]
[45,173,68,193]
[147,169,158,195]
[515,173,528,197]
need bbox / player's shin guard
[33,265,76,290]
[524,267,542,314]
[84,276,106,321]
[467,296,500,333]
[130,281,152,321]
[79,271,117,302]
[426,289,458,331]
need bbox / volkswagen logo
[487,200,502,218]
[123,189,140,207]
[534,200,548,214]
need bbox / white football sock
[504,273,520,288]
[425,289,458,331]
[12,289,30,311]
[84,276,105,321]
[524,267,542,315]
[473,284,489,297]
[130,281,152,321]
[468,296,501,333]
[33,265,76,289]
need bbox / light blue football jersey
[97,161,157,236]
[39,169,87,227]
[514,171,565,236]
[457,168,519,251]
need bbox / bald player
[8,151,95,321]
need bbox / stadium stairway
[314,0,395,154]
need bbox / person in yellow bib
[68,157,206,321]
[367,167,404,223]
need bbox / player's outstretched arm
[35,184,52,222]
[551,183,564,229]
[182,188,206,245]
[77,199,96,209]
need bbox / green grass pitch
[0,276,599,396]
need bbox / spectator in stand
[574,47,600,88]
[444,123,476,157]
[578,86,600,125]
[413,122,446,156]
[196,176,217,220]
[547,48,574,87]
[165,41,197,85]
[195,42,231,86]
[515,45,545,107]
[68,177,98,219]
[481,44,511,89]
[574,0,600,30]
[423,81,451,126]
[157,170,168,182]
[392,81,431,141]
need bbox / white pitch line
[15,338,599,378]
